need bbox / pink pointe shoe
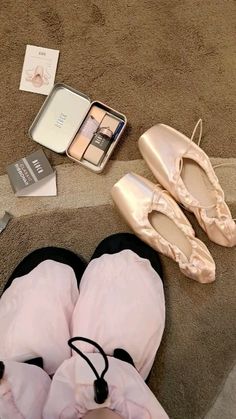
[111,173,215,283]
[138,120,236,247]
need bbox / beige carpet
[0,0,236,174]
[0,1,236,418]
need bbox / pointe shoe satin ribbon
[111,173,215,283]
[138,120,236,247]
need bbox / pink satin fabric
[138,123,236,247]
[111,173,215,283]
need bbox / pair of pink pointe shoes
[111,121,236,283]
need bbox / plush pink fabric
[43,353,169,418]
[0,251,167,418]
[72,250,165,380]
[0,360,51,419]
[0,260,79,374]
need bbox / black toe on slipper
[90,233,163,279]
[2,247,87,295]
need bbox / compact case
[29,83,127,173]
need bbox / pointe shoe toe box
[111,173,216,283]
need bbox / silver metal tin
[29,84,91,154]
[29,83,127,173]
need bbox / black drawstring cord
[68,337,109,404]
[0,361,5,379]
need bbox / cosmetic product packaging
[29,83,127,173]
[83,127,113,165]
[6,150,57,196]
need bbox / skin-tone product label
[68,115,100,161]
[83,130,112,165]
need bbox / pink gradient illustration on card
[25,65,51,88]
[20,45,59,95]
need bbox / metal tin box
[29,83,127,173]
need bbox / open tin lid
[29,84,91,153]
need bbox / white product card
[20,172,57,197]
[19,45,59,95]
